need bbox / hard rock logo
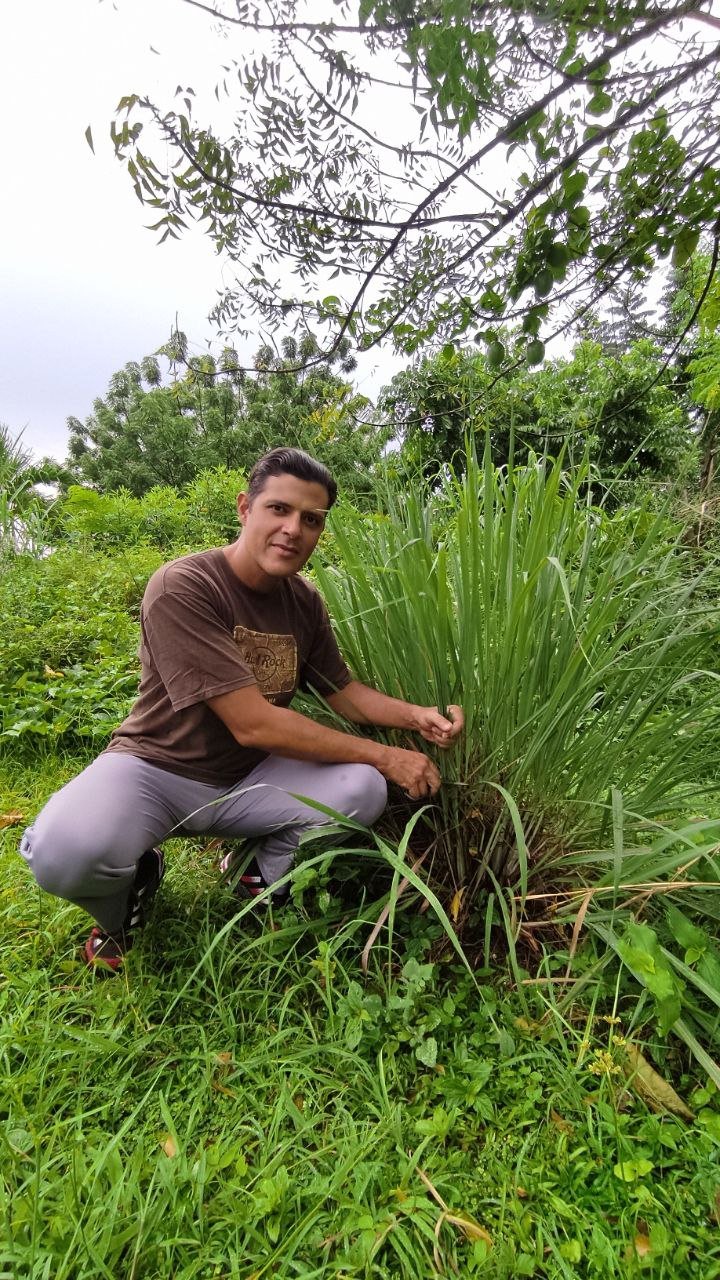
[232,626,297,702]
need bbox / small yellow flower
[588,1050,621,1077]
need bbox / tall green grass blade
[673,1019,720,1090]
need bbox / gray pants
[20,752,387,934]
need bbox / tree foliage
[110,0,720,367]
[662,249,720,498]
[66,333,388,503]
[379,338,693,481]
[0,425,64,556]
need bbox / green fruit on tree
[526,339,545,365]
[486,340,506,368]
[533,268,554,297]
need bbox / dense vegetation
[3,770,720,1277]
[2,376,720,1273]
[4,1,720,1270]
[64,335,387,508]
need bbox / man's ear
[236,492,250,524]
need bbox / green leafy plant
[315,444,719,891]
[0,546,162,747]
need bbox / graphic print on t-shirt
[233,625,298,702]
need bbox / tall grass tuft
[313,444,719,901]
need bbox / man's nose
[281,511,302,537]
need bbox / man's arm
[325,680,465,749]
[207,684,441,798]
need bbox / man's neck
[222,540,279,594]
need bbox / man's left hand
[413,704,465,749]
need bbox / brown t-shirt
[106,547,351,784]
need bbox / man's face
[236,472,329,586]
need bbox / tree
[667,251,720,499]
[378,339,693,480]
[378,346,536,478]
[575,338,692,480]
[219,334,390,506]
[0,425,62,555]
[66,334,388,503]
[108,1,720,370]
[67,351,247,495]
[1,424,35,493]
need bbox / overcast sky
[1,0,401,462]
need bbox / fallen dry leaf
[211,1081,237,1099]
[211,1050,236,1097]
[443,1209,493,1247]
[161,1134,177,1158]
[550,1109,574,1135]
[622,1044,694,1121]
[627,1234,652,1260]
[450,886,465,923]
[0,811,25,829]
[418,1166,492,1254]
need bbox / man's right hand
[379,746,442,799]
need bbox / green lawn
[2,754,719,1279]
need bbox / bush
[0,546,163,746]
[56,466,248,552]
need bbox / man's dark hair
[246,447,337,508]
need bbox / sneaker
[84,926,128,973]
[220,850,288,906]
[84,846,165,972]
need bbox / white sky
[0,0,400,462]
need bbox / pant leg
[206,757,388,885]
[19,753,224,934]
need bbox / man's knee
[338,764,388,827]
[20,812,133,899]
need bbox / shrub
[311,446,720,1070]
[0,546,163,746]
[55,466,248,553]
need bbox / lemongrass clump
[313,444,719,899]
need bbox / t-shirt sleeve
[143,585,257,712]
[298,590,352,697]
